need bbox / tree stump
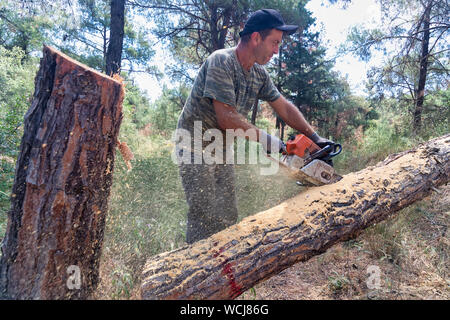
[0,46,124,299]
[141,134,449,300]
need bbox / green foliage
[345,0,449,132]
[275,6,374,141]
[115,74,175,157]
[145,0,310,83]
[328,271,350,292]
[0,1,56,55]
[0,45,37,241]
[111,268,134,299]
[56,0,110,71]
[55,0,155,73]
[333,98,419,174]
[148,85,188,134]
[0,158,14,239]
[0,0,448,299]
[421,88,450,140]
[346,26,385,62]
[123,76,153,129]
[0,46,37,157]
[254,117,272,132]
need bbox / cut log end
[43,45,124,85]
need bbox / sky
[305,0,382,94]
[134,0,383,102]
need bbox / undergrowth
[0,102,447,299]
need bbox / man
[175,9,334,243]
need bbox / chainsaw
[277,134,343,186]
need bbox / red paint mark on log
[212,244,242,298]
[221,262,242,298]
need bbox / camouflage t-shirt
[177,47,281,141]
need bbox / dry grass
[95,179,448,300]
[238,184,449,300]
[92,135,448,300]
[88,126,448,300]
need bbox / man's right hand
[309,132,335,149]
[259,130,286,154]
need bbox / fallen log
[141,134,450,300]
[0,46,124,299]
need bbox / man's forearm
[213,99,264,142]
[284,105,315,137]
[269,96,315,137]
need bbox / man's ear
[250,31,261,45]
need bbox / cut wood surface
[141,134,450,300]
[0,46,124,299]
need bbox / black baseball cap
[239,9,298,37]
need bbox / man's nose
[273,45,279,54]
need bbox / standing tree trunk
[275,45,286,140]
[106,0,126,76]
[250,99,258,125]
[414,0,432,133]
[0,46,124,299]
[141,134,449,300]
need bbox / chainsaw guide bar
[277,155,343,186]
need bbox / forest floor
[94,184,449,300]
[237,184,449,300]
[88,103,450,301]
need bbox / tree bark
[414,0,432,133]
[250,100,258,125]
[141,134,449,300]
[105,0,125,76]
[0,46,124,299]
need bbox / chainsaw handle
[310,143,342,161]
[328,143,342,158]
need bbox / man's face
[254,29,283,65]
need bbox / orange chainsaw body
[277,134,342,186]
[285,134,320,158]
